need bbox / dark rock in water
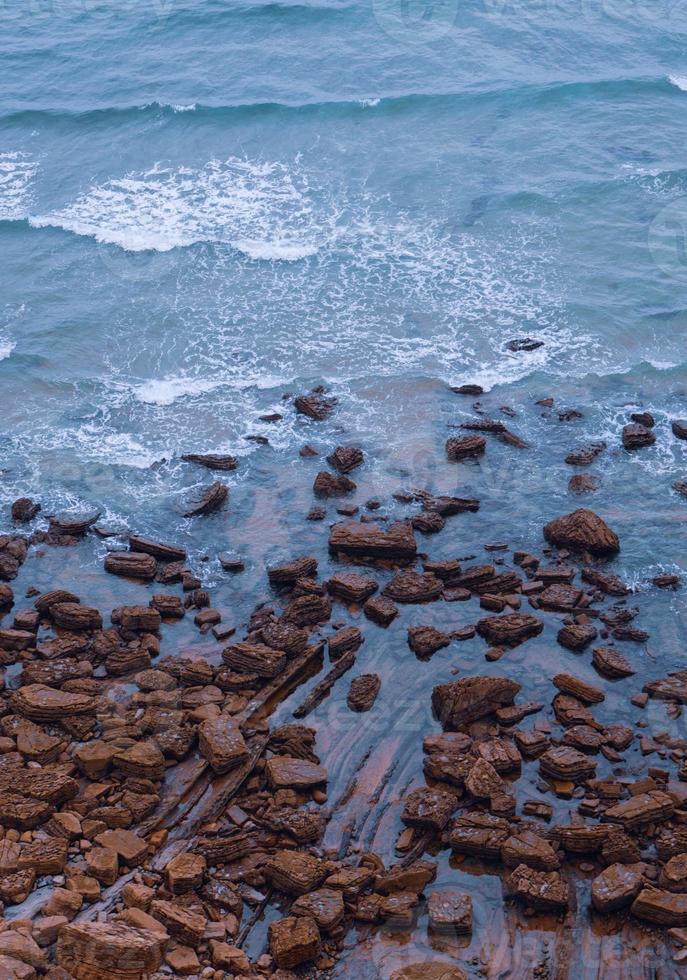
[536,397,554,407]
[408,626,450,658]
[592,646,635,679]
[507,865,569,911]
[581,567,629,596]
[558,408,583,421]
[181,481,228,517]
[568,474,600,494]
[432,676,521,729]
[347,674,380,712]
[259,412,283,422]
[476,613,543,646]
[422,495,479,516]
[383,570,443,603]
[219,551,244,573]
[673,480,687,498]
[327,571,377,603]
[49,511,100,536]
[622,423,655,450]
[451,383,483,395]
[558,622,597,651]
[653,573,680,588]
[306,506,326,521]
[104,551,157,580]
[181,453,237,470]
[672,420,687,441]
[299,444,319,458]
[268,556,318,585]
[245,434,269,444]
[565,442,606,466]
[506,338,544,352]
[631,412,654,428]
[411,511,445,534]
[11,498,40,523]
[0,585,13,611]
[329,520,416,560]
[363,594,398,626]
[329,626,363,660]
[446,435,486,461]
[459,418,528,449]
[128,535,186,562]
[313,471,356,498]
[543,508,619,556]
[326,446,363,474]
[294,390,337,420]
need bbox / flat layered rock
[222,642,287,678]
[294,391,337,420]
[329,626,363,660]
[423,494,480,515]
[49,510,100,536]
[364,594,399,626]
[327,446,363,473]
[326,571,377,603]
[465,758,502,798]
[347,673,380,712]
[565,442,606,466]
[558,622,598,651]
[113,741,165,781]
[166,852,206,894]
[592,646,635,679]
[267,555,318,585]
[539,584,583,611]
[432,676,521,729]
[391,965,467,980]
[476,612,543,646]
[50,602,102,631]
[292,888,345,931]
[543,508,620,557]
[0,768,78,804]
[111,605,161,632]
[198,718,249,774]
[181,453,237,470]
[12,684,97,721]
[149,900,206,947]
[313,471,356,497]
[408,626,450,658]
[622,423,655,450]
[128,535,186,561]
[427,889,472,933]
[401,787,459,831]
[603,791,674,829]
[507,864,569,911]
[659,854,687,892]
[550,824,619,854]
[269,914,321,969]
[631,887,687,927]
[644,671,687,703]
[553,673,604,705]
[94,829,148,866]
[104,551,157,580]
[329,520,417,560]
[582,566,630,596]
[539,746,597,781]
[446,435,486,461]
[502,831,560,871]
[56,921,162,980]
[266,755,327,789]
[281,592,331,626]
[264,850,328,895]
[449,813,511,859]
[477,738,521,773]
[181,480,228,516]
[0,792,53,830]
[383,570,443,603]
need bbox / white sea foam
[669,75,687,91]
[0,339,15,361]
[29,157,331,258]
[134,376,226,406]
[0,152,37,221]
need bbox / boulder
[543,509,619,556]
[432,676,521,729]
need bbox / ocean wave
[0,152,37,222]
[669,75,687,92]
[134,376,227,405]
[0,339,15,362]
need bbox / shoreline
[0,388,686,978]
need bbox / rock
[326,571,377,603]
[198,718,249,774]
[592,646,635,679]
[543,508,620,557]
[660,854,687,892]
[95,829,148,866]
[644,671,687,703]
[150,900,207,947]
[268,556,318,585]
[264,850,328,895]
[539,584,582,611]
[166,852,206,894]
[581,567,630,596]
[223,642,287,677]
[408,626,450,658]
[465,758,502,798]
[49,510,100,536]
[540,746,597,781]
[266,756,328,789]
[502,832,560,872]
[631,887,687,927]
[292,888,345,931]
[111,605,161,632]
[557,622,597,651]
[347,673,381,712]
[476,612,543,646]
[445,435,486,461]
[113,741,165,781]
[127,535,186,561]
[181,453,237,470]
[432,676,521,729]
[294,391,337,420]
[164,946,199,976]
[507,864,569,911]
[673,420,687,440]
[391,965,467,980]
[87,846,119,885]
[506,337,544,352]
[427,889,473,933]
[329,520,417,560]
[550,824,618,854]
[449,813,511,859]
[363,594,399,626]
[569,473,600,493]
[0,955,35,980]
[0,932,46,970]
[565,443,606,466]
[381,570,442,603]
[12,684,97,721]
[50,602,102,630]
[11,498,40,523]
[313,471,356,497]
[327,446,363,473]
[603,791,674,829]
[329,626,363,660]
[622,423,656,450]
[553,673,604,704]
[401,787,459,831]
[218,551,244,572]
[104,551,157,580]
[181,481,228,516]
[269,915,320,969]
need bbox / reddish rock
[347,673,381,712]
[446,435,486,461]
[326,571,377,603]
[557,622,598,651]
[363,594,398,626]
[329,626,363,660]
[476,612,543,646]
[313,471,356,497]
[383,570,443,603]
[266,755,327,789]
[432,676,521,729]
[543,508,619,557]
[507,864,569,911]
[198,718,249,774]
[401,787,459,831]
[623,423,655,450]
[592,646,635,679]
[408,625,450,658]
[427,890,473,933]
[603,791,674,829]
[329,520,417,560]
[292,888,345,932]
[264,850,328,895]
[181,481,228,516]
[181,452,237,470]
[327,446,363,473]
[269,915,320,969]
[104,551,157,580]
[631,887,687,926]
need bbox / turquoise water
[2,0,687,557]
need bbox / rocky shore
[0,388,687,979]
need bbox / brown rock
[347,673,381,712]
[329,520,417,560]
[401,787,458,831]
[446,435,486,461]
[507,864,568,911]
[269,915,320,969]
[428,889,472,933]
[313,471,356,497]
[569,473,600,493]
[476,612,543,646]
[150,900,206,947]
[113,741,165,781]
[181,481,228,516]
[222,641,287,677]
[263,850,328,895]
[383,570,443,603]
[12,684,97,721]
[292,887,345,931]
[86,846,119,885]
[565,442,606,466]
[539,584,582,611]
[540,745,597,781]
[449,813,510,859]
[327,446,363,473]
[181,452,237,470]
[266,755,327,789]
[57,921,162,980]
[363,594,398,626]
[432,676,521,729]
[294,391,337,420]
[557,622,598,651]
[329,626,363,660]
[631,887,687,926]
[502,831,559,871]
[408,626,450,658]
[660,854,687,892]
[198,718,249,774]
[553,673,604,704]
[326,571,377,603]
[592,646,635,679]
[104,551,157,580]
[166,852,206,894]
[95,829,148,866]
[603,791,674,829]
[623,423,655,450]
[543,508,619,556]
[268,556,318,585]
[581,567,630,596]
